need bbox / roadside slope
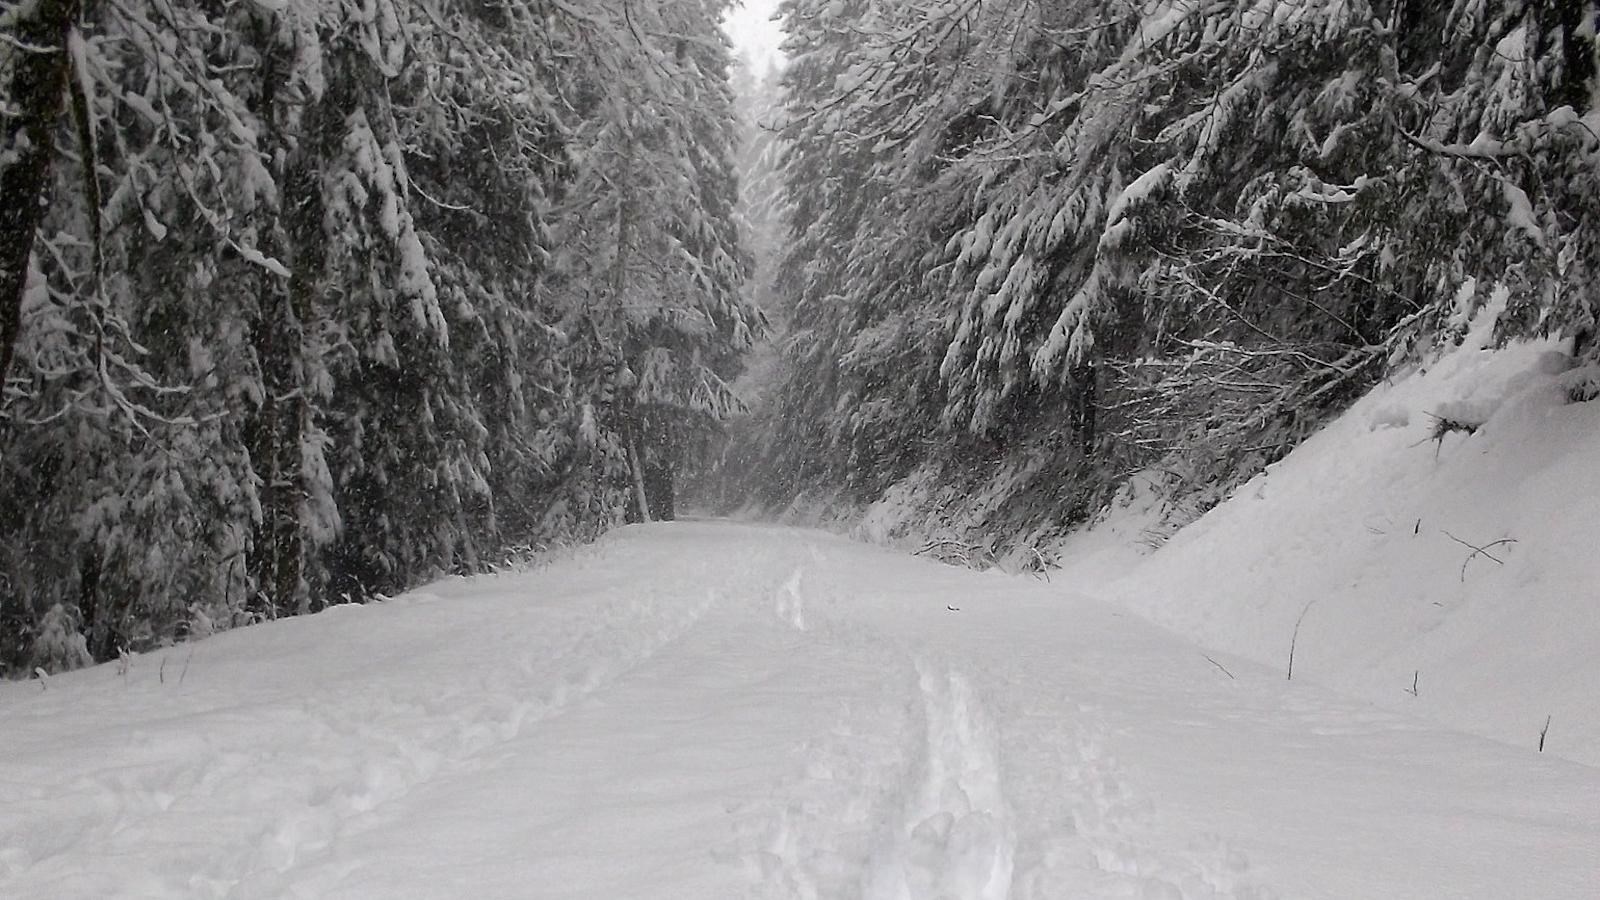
[1076,310,1600,765]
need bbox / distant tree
[540,0,759,523]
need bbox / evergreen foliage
[746,0,1598,541]
[680,57,788,513]
[0,0,758,671]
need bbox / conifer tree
[0,0,759,669]
[754,0,1598,530]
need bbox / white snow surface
[4,519,1599,898]
[1060,305,1600,771]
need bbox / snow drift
[1077,302,1600,765]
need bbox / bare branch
[1442,531,1518,582]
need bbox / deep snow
[4,522,1598,899]
[1053,300,1600,768]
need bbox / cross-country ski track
[3,522,1597,899]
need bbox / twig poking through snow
[914,538,997,570]
[1422,412,1479,458]
[1425,412,1478,440]
[1539,715,1552,752]
[1288,599,1319,681]
[1025,545,1052,582]
[1442,531,1519,581]
[1203,654,1235,680]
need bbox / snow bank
[1088,303,1600,764]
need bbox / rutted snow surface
[3,523,1598,898]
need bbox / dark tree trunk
[643,452,675,521]
[245,278,309,618]
[78,548,110,660]
[1068,362,1097,457]
[625,422,652,523]
[1553,0,1596,114]
[244,31,326,618]
[0,0,81,390]
[638,409,676,521]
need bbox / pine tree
[0,0,760,670]
[751,0,1598,534]
[539,0,759,523]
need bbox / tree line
[0,0,760,671]
[727,0,1597,539]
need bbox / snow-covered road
[4,522,1597,899]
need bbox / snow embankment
[1083,305,1600,764]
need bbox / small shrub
[1561,366,1600,404]
[29,604,94,674]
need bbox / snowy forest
[722,0,1599,546]
[0,0,761,670]
[3,0,1597,674]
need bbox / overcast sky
[722,0,785,71]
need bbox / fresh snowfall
[4,326,1599,898]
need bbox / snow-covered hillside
[1050,303,1600,767]
[3,522,1597,898]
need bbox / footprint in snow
[863,663,1015,900]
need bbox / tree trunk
[1069,362,1097,457]
[245,31,325,618]
[627,428,652,522]
[640,412,676,520]
[245,294,307,618]
[0,0,81,390]
[644,458,675,521]
[1552,0,1596,114]
[78,548,109,660]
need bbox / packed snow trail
[3,523,1597,899]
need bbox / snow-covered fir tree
[746,0,1597,535]
[0,0,759,670]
